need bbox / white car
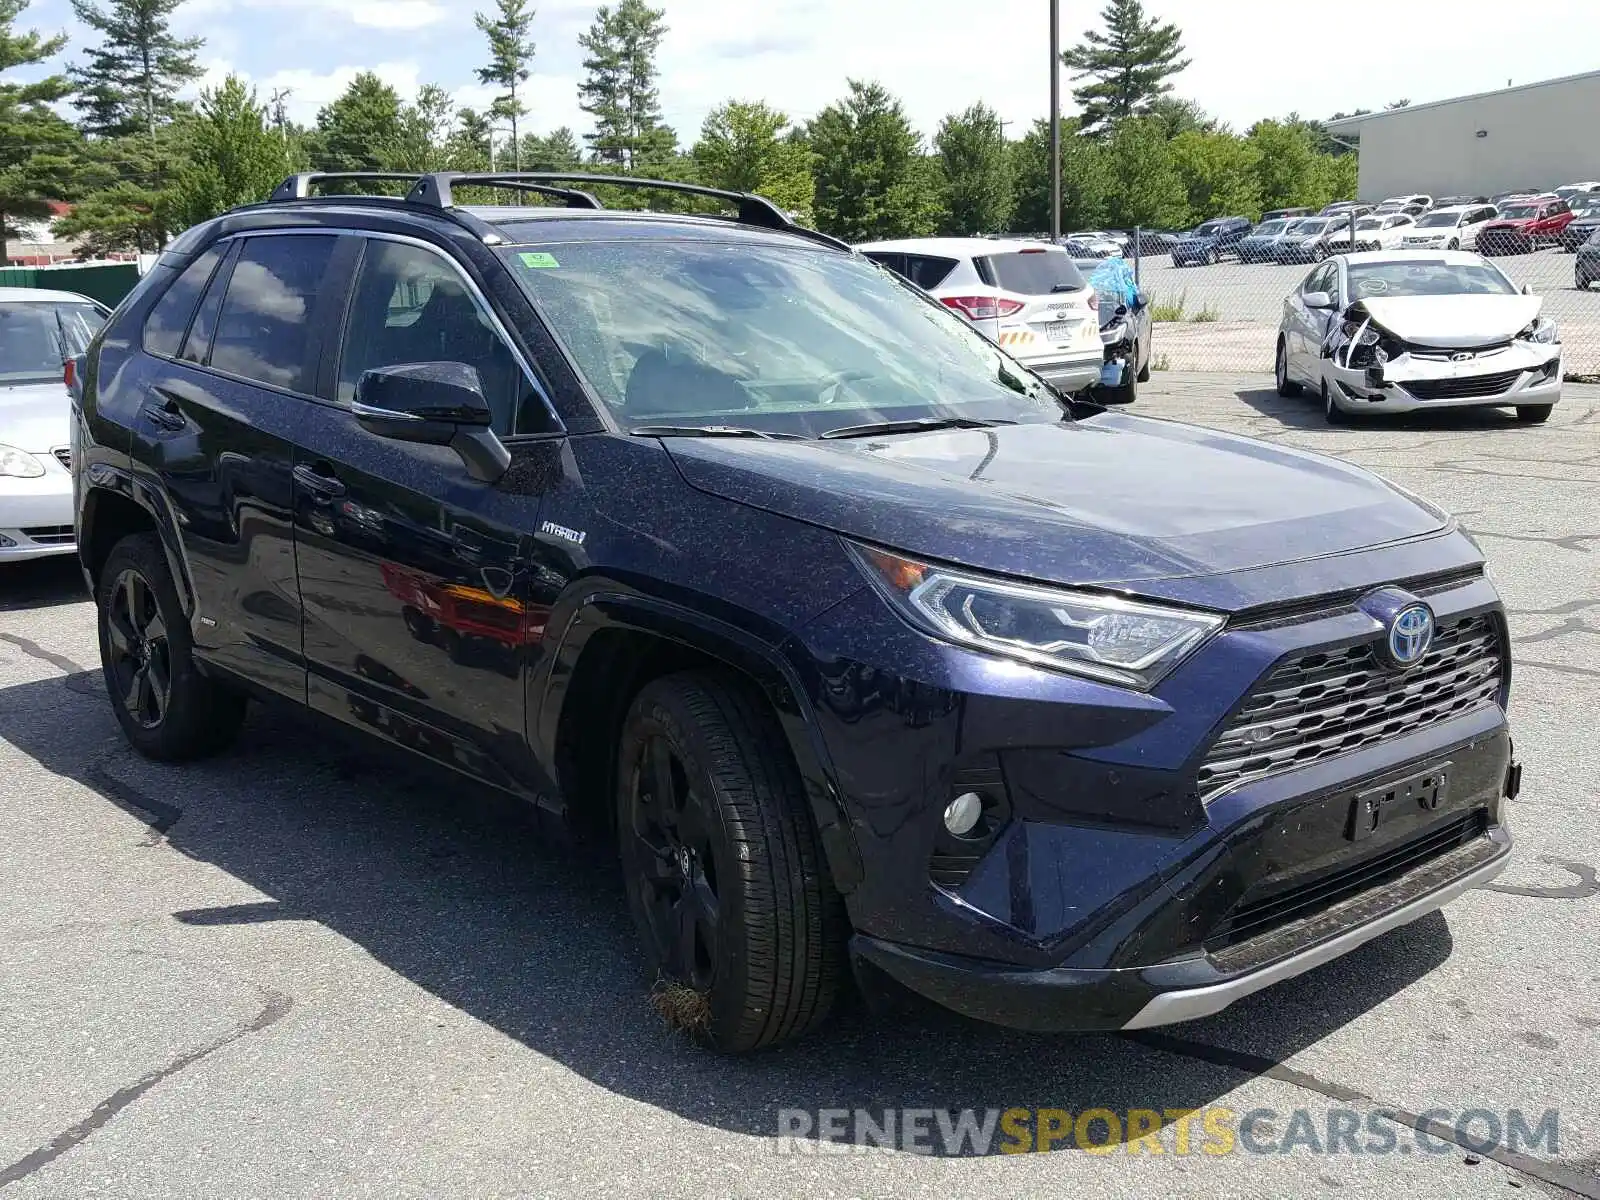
[1,288,108,562]
[1374,194,1433,215]
[1066,230,1124,257]
[1326,213,1416,253]
[1401,204,1500,251]
[1275,250,1560,425]
[857,238,1106,395]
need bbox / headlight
[0,444,45,479]
[1519,317,1558,344]
[849,543,1224,689]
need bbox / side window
[180,242,236,365]
[210,235,339,394]
[338,238,539,436]
[862,251,906,279]
[903,255,957,290]
[1303,263,1331,295]
[142,246,223,358]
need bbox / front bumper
[857,824,1510,1031]
[1327,350,1561,413]
[1,462,76,561]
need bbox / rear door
[129,230,349,701]
[290,232,564,795]
[975,248,1099,361]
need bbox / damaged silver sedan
[1275,250,1561,425]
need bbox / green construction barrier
[0,262,142,310]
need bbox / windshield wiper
[820,416,1016,440]
[630,424,804,441]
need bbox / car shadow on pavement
[0,556,87,612]
[1235,387,1535,432]
[0,670,1458,1157]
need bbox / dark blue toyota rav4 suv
[71,173,1517,1052]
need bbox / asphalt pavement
[1,376,1597,1198]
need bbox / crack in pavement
[1482,857,1600,901]
[1517,619,1600,646]
[1465,529,1599,553]
[0,987,293,1189]
[0,633,90,678]
[1514,658,1600,680]
[1127,1032,1600,1199]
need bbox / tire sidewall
[96,536,192,753]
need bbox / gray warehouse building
[1326,71,1600,202]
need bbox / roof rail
[270,172,427,201]
[408,173,602,210]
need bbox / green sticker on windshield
[520,251,560,269]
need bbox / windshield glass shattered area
[1347,261,1519,298]
[503,241,1067,436]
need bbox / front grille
[1205,809,1489,952]
[1402,370,1523,401]
[1197,613,1503,799]
[52,447,71,470]
[21,525,74,545]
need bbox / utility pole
[270,89,292,143]
[1049,0,1061,241]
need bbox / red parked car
[1477,196,1574,254]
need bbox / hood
[0,382,70,452]
[1355,294,1542,347]
[664,416,1447,592]
[1484,216,1537,229]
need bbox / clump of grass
[650,976,711,1036]
[1149,291,1187,322]
[1151,353,1172,372]
[1188,304,1221,323]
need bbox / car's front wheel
[617,672,847,1052]
[1517,404,1554,424]
[1275,338,1300,397]
[1448,238,1460,251]
[96,533,246,761]
[1323,378,1350,425]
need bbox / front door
[292,234,564,795]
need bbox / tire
[1312,244,1328,263]
[1275,338,1300,397]
[1207,247,1219,266]
[96,532,246,761]
[1517,404,1554,424]
[1323,378,1350,425]
[1447,239,1460,251]
[1578,272,1594,291]
[1097,369,1137,405]
[616,671,847,1052]
[1136,341,1151,383]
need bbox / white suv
[1402,204,1499,250]
[857,237,1104,394]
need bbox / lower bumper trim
[1121,845,1508,1029]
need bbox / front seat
[624,347,751,418]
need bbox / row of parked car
[1147,182,1600,267]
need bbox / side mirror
[354,362,509,484]
[1134,289,1150,309]
[1520,284,1533,296]
[1303,290,1335,309]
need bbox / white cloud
[181,0,446,30]
[195,58,424,122]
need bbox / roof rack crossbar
[408,174,602,210]
[270,172,428,201]
[414,172,796,231]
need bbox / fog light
[943,792,984,837]
[0,533,14,548]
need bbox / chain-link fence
[1105,215,1600,380]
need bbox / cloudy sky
[22,0,1600,143]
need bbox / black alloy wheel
[105,567,171,731]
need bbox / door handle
[293,463,347,498]
[141,394,186,431]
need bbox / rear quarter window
[977,251,1087,295]
[142,246,224,358]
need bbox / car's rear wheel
[1323,378,1350,425]
[617,671,847,1052]
[1578,271,1594,291]
[96,533,246,761]
[1517,404,1554,424]
[1448,239,1460,250]
[1275,338,1300,397]
[1207,247,1219,266]
[1136,341,1151,383]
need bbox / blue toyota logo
[1388,604,1435,668]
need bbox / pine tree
[934,103,1012,235]
[1061,0,1189,136]
[693,101,813,222]
[520,126,580,171]
[70,0,203,145]
[807,80,941,241]
[172,76,290,227]
[474,0,535,169]
[577,0,675,170]
[307,72,408,173]
[0,0,78,260]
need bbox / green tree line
[1,0,1358,259]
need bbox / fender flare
[536,588,865,893]
[80,463,198,616]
